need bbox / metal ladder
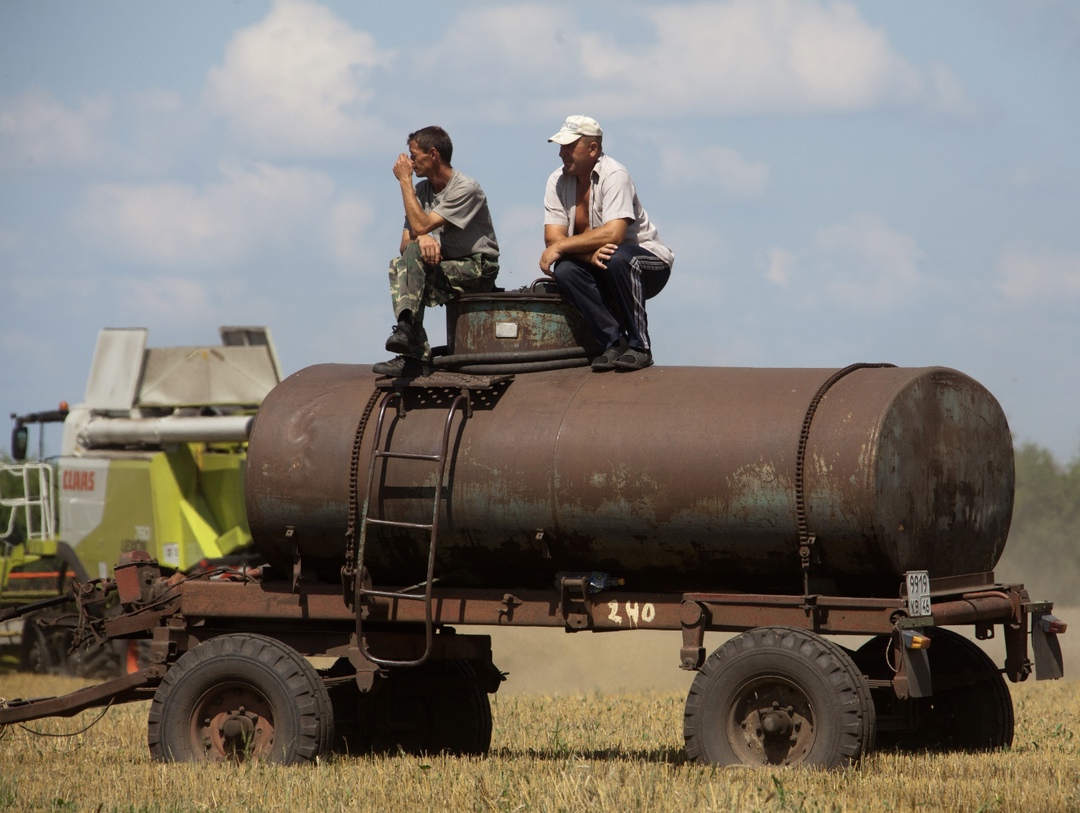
[1,462,55,544]
[352,376,490,668]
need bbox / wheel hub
[760,705,794,739]
[193,688,277,762]
[730,679,814,765]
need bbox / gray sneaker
[591,340,627,372]
[372,355,433,378]
[612,347,653,371]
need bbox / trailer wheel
[384,659,491,756]
[683,627,875,768]
[147,634,334,764]
[853,628,1013,751]
[332,659,493,756]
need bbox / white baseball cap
[548,115,603,145]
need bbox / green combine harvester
[0,326,281,676]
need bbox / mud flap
[1031,611,1065,681]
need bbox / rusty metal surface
[0,666,163,725]
[445,289,601,356]
[175,578,1027,641]
[246,363,1014,598]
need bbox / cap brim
[552,130,595,144]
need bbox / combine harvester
[0,286,1067,768]
[1,327,281,676]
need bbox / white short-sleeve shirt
[543,153,673,268]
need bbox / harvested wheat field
[1,623,1077,813]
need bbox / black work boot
[385,319,420,355]
[372,355,433,378]
[591,339,627,372]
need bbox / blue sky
[2,0,1079,462]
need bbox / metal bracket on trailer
[890,625,933,699]
[557,575,592,630]
[679,599,708,670]
[1031,605,1066,681]
[0,664,166,726]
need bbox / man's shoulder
[595,153,632,180]
[447,169,485,194]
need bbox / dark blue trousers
[552,244,670,352]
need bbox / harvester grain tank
[0,288,1067,769]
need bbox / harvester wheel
[147,634,334,764]
[20,621,65,675]
[684,626,875,768]
[853,628,1013,751]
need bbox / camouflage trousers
[387,241,499,358]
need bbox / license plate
[906,570,932,618]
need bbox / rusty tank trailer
[246,361,1014,598]
[0,286,1067,770]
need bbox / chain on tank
[794,362,896,593]
[342,387,382,602]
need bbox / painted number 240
[607,601,656,628]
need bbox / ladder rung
[354,386,473,669]
[359,588,425,601]
[363,518,433,531]
[374,450,442,462]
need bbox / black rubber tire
[67,639,125,680]
[684,627,875,768]
[389,659,493,756]
[332,659,493,756]
[853,628,1013,752]
[20,620,64,675]
[147,634,334,764]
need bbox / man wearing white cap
[540,115,673,371]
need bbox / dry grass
[1,667,1077,813]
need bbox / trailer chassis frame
[0,566,1064,727]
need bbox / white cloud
[422,1,968,120]
[0,89,112,169]
[661,145,770,198]
[328,195,378,271]
[204,0,394,156]
[116,275,212,318]
[763,213,926,309]
[73,162,337,269]
[119,89,210,176]
[996,246,1080,302]
[577,0,955,115]
[416,6,573,106]
[764,247,797,286]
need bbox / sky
[2,0,1079,463]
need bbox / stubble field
[1,620,1077,813]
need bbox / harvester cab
[1,326,282,675]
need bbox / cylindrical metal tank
[245,363,1014,597]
